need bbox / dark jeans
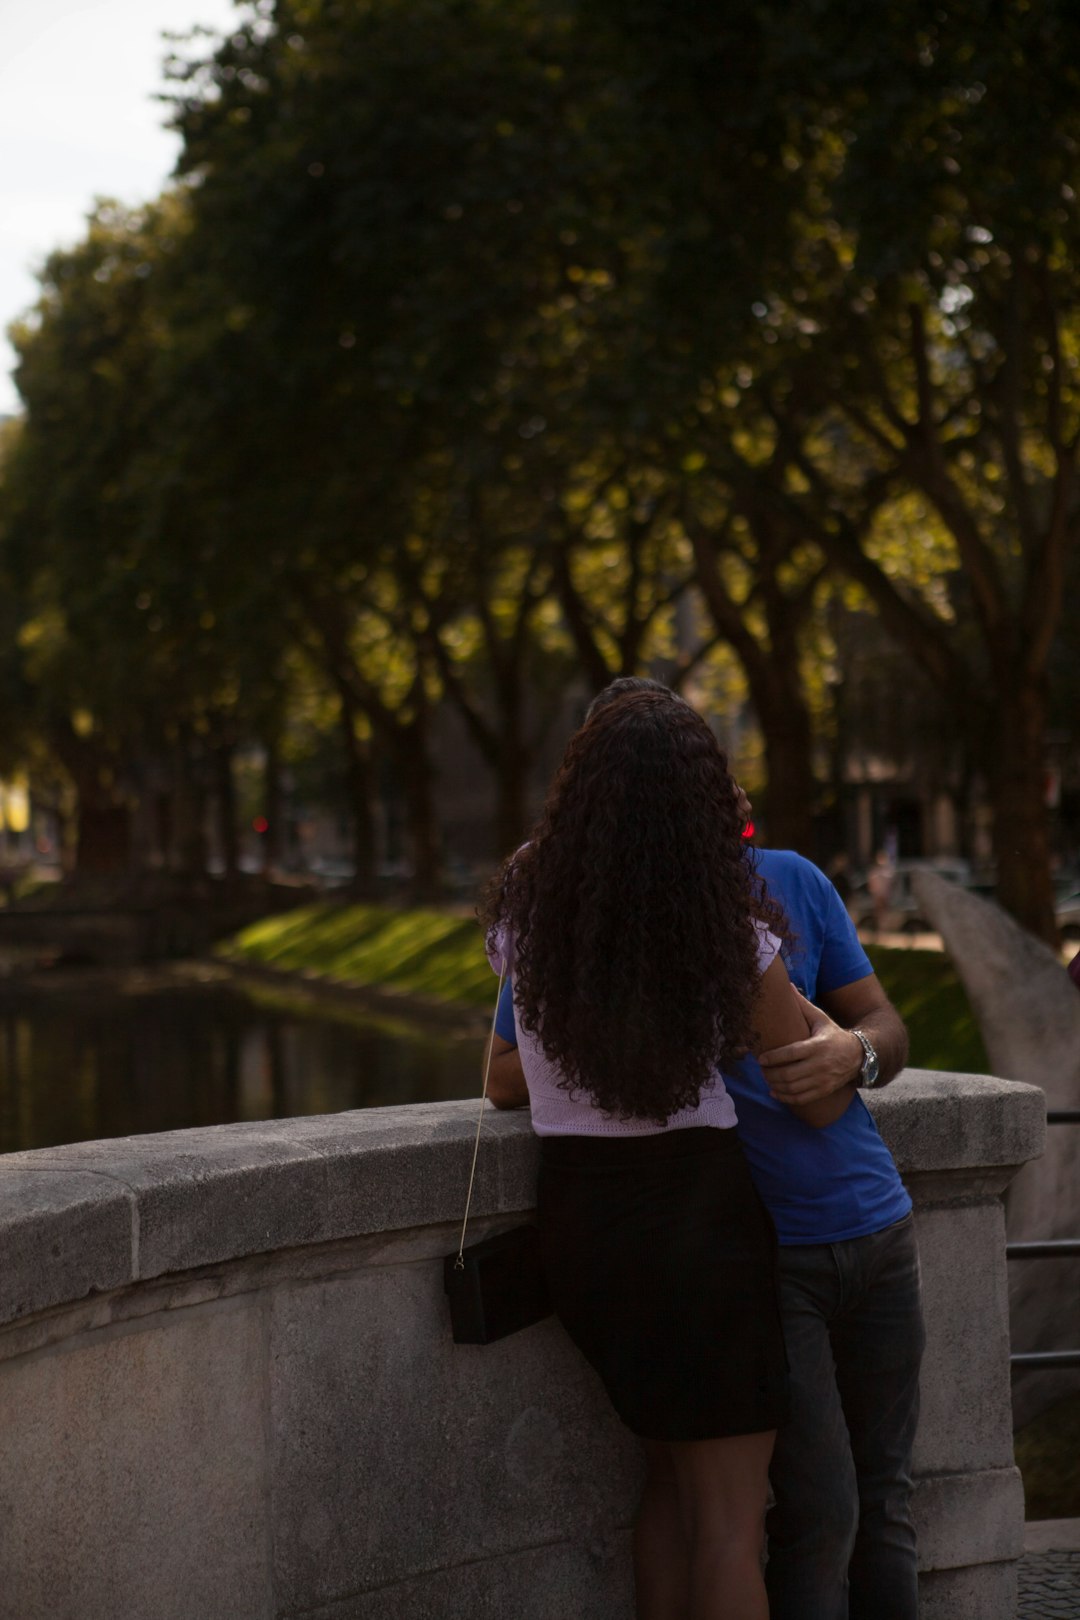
[765,1213,925,1620]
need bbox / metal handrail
[1007,1239,1080,1260]
[1010,1351,1080,1370]
[1008,1110,1080,1372]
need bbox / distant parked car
[308,857,356,888]
[848,858,975,934]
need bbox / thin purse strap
[455,962,507,1268]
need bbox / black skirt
[537,1126,789,1443]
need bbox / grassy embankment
[221,900,989,1071]
[217,901,497,1012]
[863,944,989,1073]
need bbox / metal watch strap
[851,1027,878,1088]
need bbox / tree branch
[681,507,772,681]
[550,532,613,690]
[791,503,969,699]
[908,302,936,437]
[994,274,1038,551]
[1020,460,1078,681]
[848,316,913,439]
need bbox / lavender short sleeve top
[487,923,781,1137]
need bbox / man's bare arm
[484,1035,529,1109]
[752,956,853,1127]
[821,977,909,1085]
[759,973,909,1106]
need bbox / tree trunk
[263,738,282,873]
[338,699,377,895]
[758,702,817,854]
[75,801,132,875]
[493,665,531,857]
[214,744,240,882]
[170,738,208,877]
[402,750,441,898]
[686,510,818,853]
[392,705,440,899]
[267,1024,288,1117]
[748,590,817,855]
[989,682,1059,945]
[425,632,534,863]
[496,738,530,859]
[52,731,132,877]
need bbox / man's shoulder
[754,847,832,894]
[756,848,872,996]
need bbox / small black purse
[444,1223,550,1344]
[444,968,552,1345]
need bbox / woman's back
[481,687,788,1129]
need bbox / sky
[0,0,244,415]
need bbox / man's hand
[759,989,864,1105]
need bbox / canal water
[0,972,481,1155]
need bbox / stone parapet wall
[0,1072,1046,1619]
[911,869,1080,1427]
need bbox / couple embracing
[481,678,923,1620]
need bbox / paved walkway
[1019,1521,1080,1617]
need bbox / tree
[162,0,666,866]
[595,0,1080,939]
[3,197,291,876]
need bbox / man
[485,679,923,1620]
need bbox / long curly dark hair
[480,687,788,1124]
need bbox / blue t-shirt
[493,846,911,1245]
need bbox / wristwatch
[851,1028,880,1089]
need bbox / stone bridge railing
[0,1071,1045,1620]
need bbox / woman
[481,688,844,1620]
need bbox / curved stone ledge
[0,1102,537,1328]
[0,1070,1046,1619]
[0,1071,1044,1332]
